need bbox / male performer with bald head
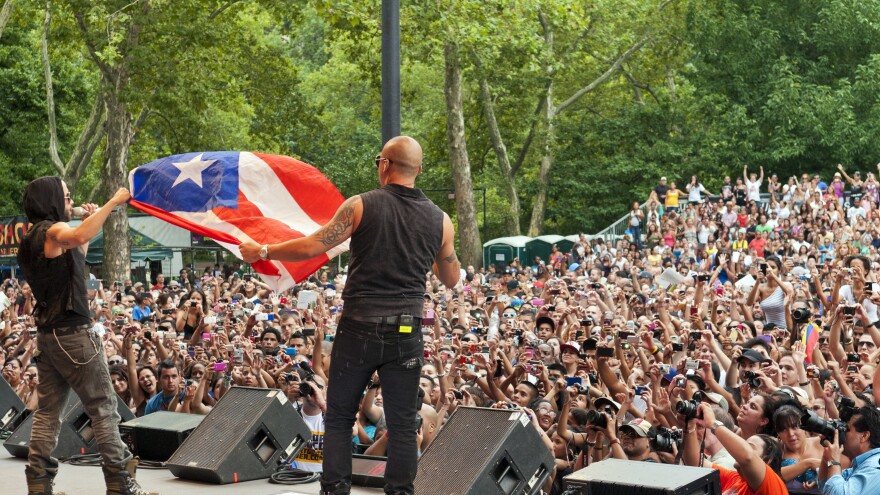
[242,136,460,495]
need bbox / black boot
[104,458,157,495]
[319,478,352,495]
[24,466,64,495]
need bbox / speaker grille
[170,387,273,468]
[416,407,521,494]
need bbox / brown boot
[24,466,65,495]
[104,458,157,495]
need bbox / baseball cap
[168,280,180,287]
[594,396,621,412]
[621,418,653,438]
[660,177,667,181]
[738,349,770,363]
[559,341,580,355]
[702,392,729,412]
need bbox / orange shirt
[713,464,787,495]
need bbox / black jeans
[320,316,423,495]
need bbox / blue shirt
[820,448,880,495]
[132,305,152,322]
[144,389,185,415]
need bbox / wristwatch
[827,460,842,467]
[710,420,724,433]
[259,245,269,261]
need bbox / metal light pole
[381,0,401,145]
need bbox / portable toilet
[483,236,531,269]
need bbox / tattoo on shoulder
[318,199,356,246]
[442,252,458,264]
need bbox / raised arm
[240,195,362,263]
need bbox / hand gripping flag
[128,152,349,291]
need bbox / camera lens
[585,409,608,429]
[675,399,702,420]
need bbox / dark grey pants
[28,326,131,478]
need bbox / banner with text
[0,216,29,258]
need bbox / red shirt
[713,464,787,495]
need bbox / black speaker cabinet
[564,458,722,495]
[414,406,555,495]
[119,411,204,462]
[0,376,26,432]
[3,392,134,459]
[166,387,310,484]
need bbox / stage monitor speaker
[3,392,134,459]
[166,387,310,484]
[564,458,722,495]
[352,454,386,488]
[119,411,204,462]
[414,406,554,495]
[0,376,26,432]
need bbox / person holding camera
[818,405,880,495]
[290,373,328,473]
[684,402,787,494]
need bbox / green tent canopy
[85,227,173,264]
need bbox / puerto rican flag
[128,152,349,291]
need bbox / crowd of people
[2,164,880,495]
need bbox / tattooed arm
[243,196,363,263]
[432,213,461,288]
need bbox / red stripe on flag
[254,153,345,225]
[212,192,331,282]
[128,199,280,277]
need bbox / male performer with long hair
[17,177,154,495]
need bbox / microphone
[71,206,122,218]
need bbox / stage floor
[0,451,382,495]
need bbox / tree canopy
[2,0,879,268]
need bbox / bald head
[382,136,423,178]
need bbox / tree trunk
[444,42,482,269]
[0,0,13,40]
[101,81,132,284]
[41,1,105,192]
[528,84,554,237]
[478,75,521,235]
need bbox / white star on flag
[171,154,216,188]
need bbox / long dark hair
[179,289,208,313]
[755,434,784,476]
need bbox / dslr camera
[651,427,683,453]
[743,371,762,389]
[792,307,811,324]
[800,409,847,443]
[675,391,704,420]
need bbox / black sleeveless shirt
[18,222,91,329]
[342,184,443,318]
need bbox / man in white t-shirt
[744,164,764,204]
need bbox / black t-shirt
[734,187,748,207]
[654,184,669,202]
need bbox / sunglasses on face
[108,359,123,365]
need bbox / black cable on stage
[62,453,103,466]
[268,463,321,485]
